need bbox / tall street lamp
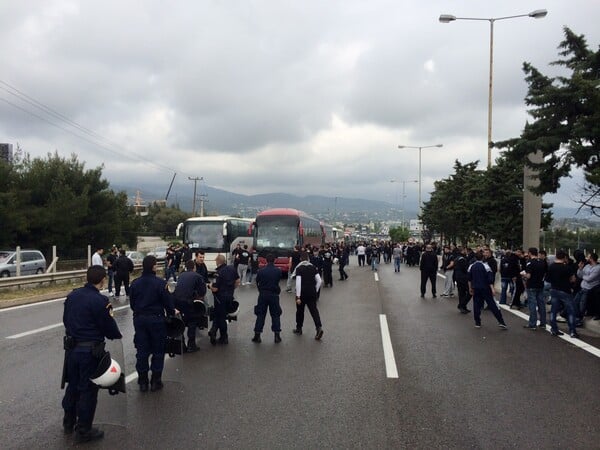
[391,179,419,227]
[398,145,443,214]
[439,9,547,168]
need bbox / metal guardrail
[0,270,87,289]
[0,264,144,290]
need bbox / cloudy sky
[1,0,599,213]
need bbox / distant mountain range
[111,181,413,222]
[111,180,587,222]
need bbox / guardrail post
[87,245,91,267]
[16,246,21,277]
[52,246,57,273]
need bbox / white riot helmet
[90,352,122,387]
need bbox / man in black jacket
[454,246,471,313]
[293,252,324,339]
[420,244,438,298]
[114,249,134,299]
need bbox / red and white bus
[253,208,324,273]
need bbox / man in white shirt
[91,247,104,267]
[356,243,366,267]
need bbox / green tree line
[0,148,190,258]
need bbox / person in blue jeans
[393,244,402,273]
[545,249,578,338]
[523,248,547,329]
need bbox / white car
[126,251,145,265]
[147,246,167,261]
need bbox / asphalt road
[1,258,599,449]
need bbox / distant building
[0,143,13,163]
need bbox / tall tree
[495,27,600,214]
[0,150,140,257]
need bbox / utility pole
[199,193,209,217]
[188,176,203,216]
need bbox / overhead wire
[0,79,190,178]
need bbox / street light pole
[398,145,443,214]
[439,9,547,168]
[391,179,419,227]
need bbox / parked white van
[0,250,47,277]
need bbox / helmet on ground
[165,315,186,338]
[226,300,240,317]
[193,299,207,315]
[90,352,122,387]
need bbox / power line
[0,80,190,178]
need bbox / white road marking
[500,304,600,358]
[5,305,130,339]
[0,290,116,313]
[374,272,379,282]
[125,372,138,384]
[379,314,398,378]
[0,296,67,312]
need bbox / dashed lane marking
[374,272,379,282]
[5,305,130,339]
[379,314,398,378]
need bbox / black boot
[208,328,217,346]
[75,427,104,443]
[274,332,282,343]
[138,371,149,392]
[63,414,76,434]
[150,372,163,392]
[218,334,228,345]
[186,338,199,352]
[251,332,261,343]
[292,327,302,335]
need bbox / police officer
[62,265,122,443]
[130,255,176,392]
[173,259,207,352]
[209,254,240,345]
[252,253,283,343]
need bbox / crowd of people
[69,239,599,443]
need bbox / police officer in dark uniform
[130,255,176,392]
[209,254,240,345]
[173,260,207,352]
[252,254,283,343]
[62,265,122,443]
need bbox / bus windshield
[184,221,225,252]
[255,216,298,251]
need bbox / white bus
[176,216,254,272]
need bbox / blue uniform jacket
[63,283,122,342]
[130,271,175,316]
[173,270,206,303]
[256,263,282,294]
[212,264,238,299]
